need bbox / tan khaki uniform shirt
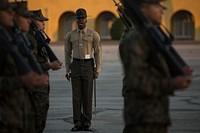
[64,27,102,73]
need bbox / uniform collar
[77,27,87,33]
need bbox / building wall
[164,0,200,41]
[28,0,118,41]
[28,0,200,42]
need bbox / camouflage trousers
[123,124,168,133]
[0,125,23,133]
[31,91,49,133]
[0,90,35,133]
[0,126,23,133]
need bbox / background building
[27,0,200,42]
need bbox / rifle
[113,0,133,30]
[0,27,31,75]
[114,0,188,77]
[13,23,43,74]
[30,21,59,62]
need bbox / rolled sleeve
[93,32,102,73]
[64,32,72,74]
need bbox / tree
[110,19,124,40]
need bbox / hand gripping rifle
[0,27,31,75]
[114,0,188,77]
[30,21,59,62]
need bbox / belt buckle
[80,59,85,63]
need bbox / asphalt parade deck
[44,41,200,133]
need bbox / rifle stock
[30,21,59,62]
[114,0,188,77]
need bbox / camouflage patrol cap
[0,0,16,11]
[13,1,33,18]
[75,8,87,18]
[29,9,49,22]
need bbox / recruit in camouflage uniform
[119,0,193,133]
[28,9,62,133]
[27,11,50,133]
[0,0,48,132]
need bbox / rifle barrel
[30,21,59,62]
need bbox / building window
[58,12,76,41]
[96,12,116,40]
[172,10,194,40]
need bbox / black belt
[73,58,93,62]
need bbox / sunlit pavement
[44,41,200,133]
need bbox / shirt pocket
[70,36,79,49]
[83,36,93,46]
